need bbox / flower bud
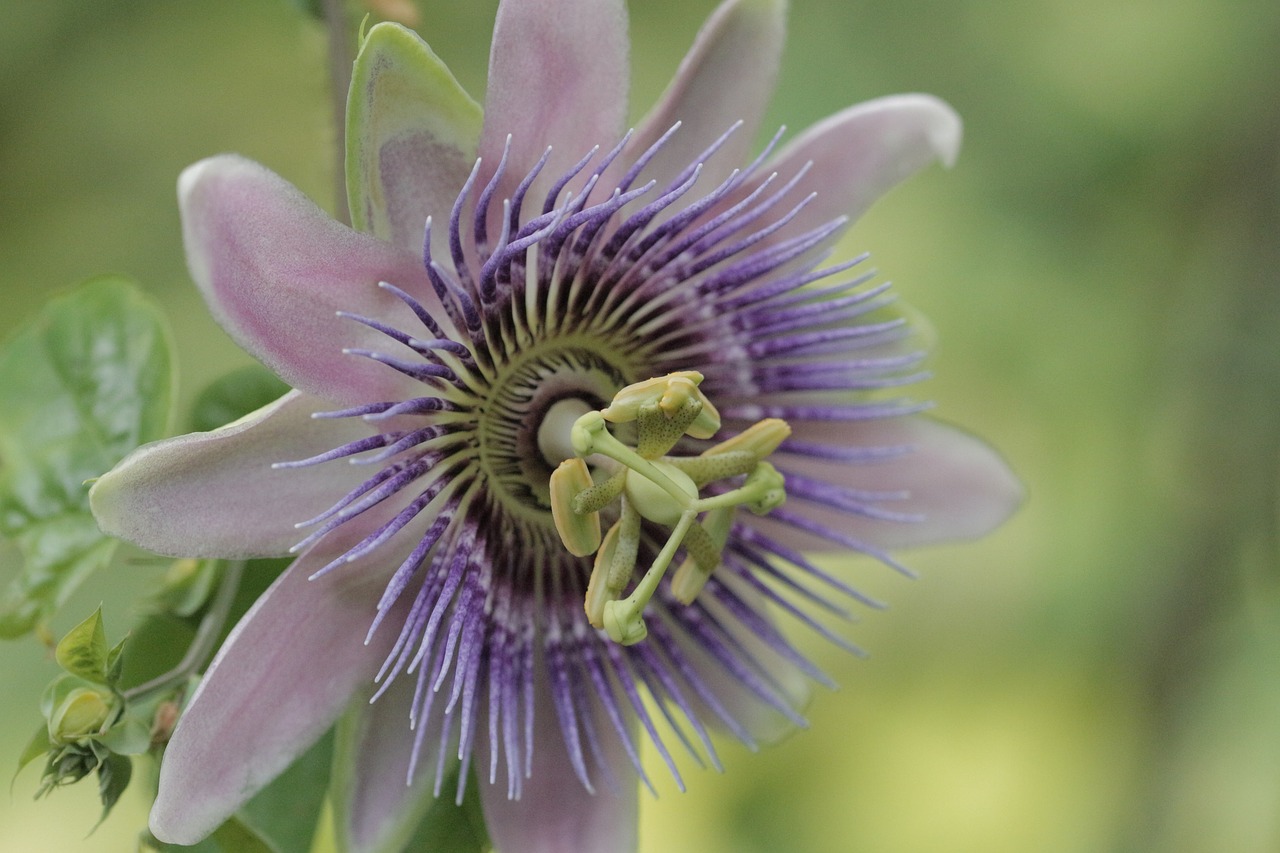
[49,685,114,744]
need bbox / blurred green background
[1,0,1277,850]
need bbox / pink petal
[478,0,630,205]
[346,22,483,254]
[180,155,448,408]
[752,415,1023,553]
[723,94,962,252]
[623,0,786,191]
[149,512,415,845]
[333,675,444,853]
[89,391,376,559]
[478,668,639,853]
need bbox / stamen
[548,371,792,645]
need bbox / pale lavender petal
[722,94,962,252]
[179,155,447,407]
[478,668,639,853]
[89,391,378,558]
[478,0,629,204]
[149,512,416,846]
[750,415,1023,553]
[333,675,444,853]
[623,0,786,191]
[346,22,483,254]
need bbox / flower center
[472,341,630,522]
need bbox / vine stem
[322,0,354,226]
[122,560,246,702]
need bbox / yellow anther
[583,505,640,628]
[600,371,705,424]
[584,521,621,627]
[657,375,699,418]
[550,458,601,556]
[685,394,721,439]
[702,418,791,458]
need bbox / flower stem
[122,560,246,702]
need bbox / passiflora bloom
[90,1,1020,850]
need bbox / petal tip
[913,94,963,169]
[177,154,246,205]
[148,798,207,847]
[86,464,136,545]
[946,429,1024,541]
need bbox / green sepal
[40,673,89,720]
[98,715,151,756]
[16,724,52,774]
[55,607,110,684]
[0,276,174,638]
[93,752,132,829]
[345,22,482,240]
[105,634,128,686]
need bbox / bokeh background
[2,0,1277,850]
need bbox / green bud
[49,685,114,743]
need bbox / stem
[123,560,246,702]
[322,0,353,226]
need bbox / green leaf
[94,752,131,828]
[141,814,280,853]
[213,817,281,853]
[284,0,324,20]
[404,764,490,853]
[188,365,289,433]
[0,276,174,637]
[237,730,333,853]
[0,520,116,638]
[55,607,109,683]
